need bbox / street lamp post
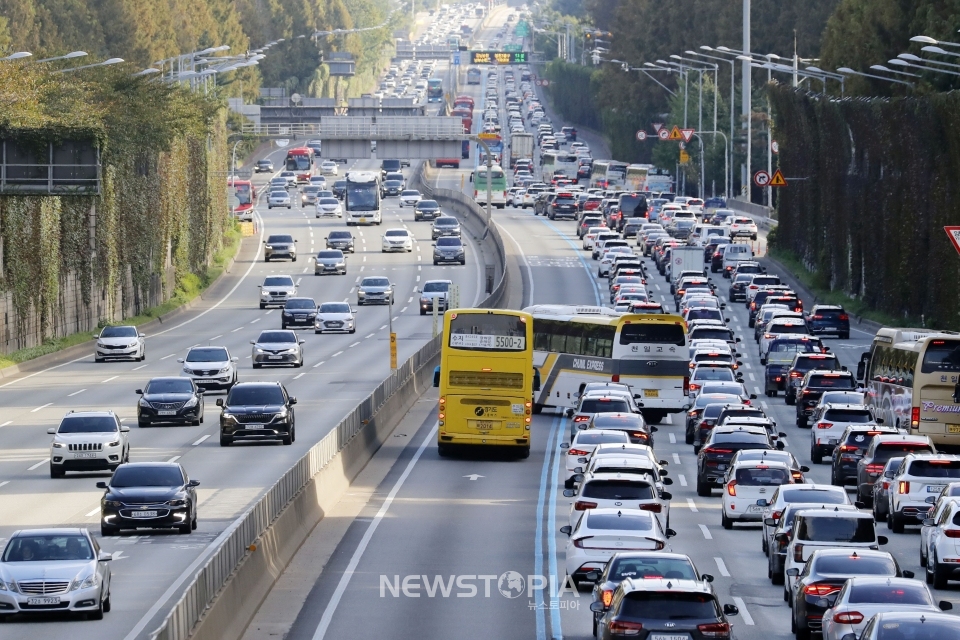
[696,48,737,198]
[36,51,87,63]
[838,67,916,87]
[57,57,124,73]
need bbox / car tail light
[602,589,614,607]
[838,444,857,452]
[612,374,620,382]
[609,620,644,635]
[772,510,782,522]
[803,583,841,597]
[865,464,884,474]
[912,407,920,429]
[572,535,594,548]
[942,529,960,538]
[817,422,834,430]
[639,503,662,513]
[698,622,732,638]
[689,383,701,393]
[812,314,823,320]
[794,543,805,562]
[574,500,598,511]
[574,415,590,423]
[727,480,737,496]
[834,612,864,624]
[790,371,802,378]
[839,314,849,321]
[568,448,590,456]
[882,481,890,491]
[899,481,910,494]
[704,447,732,456]
[713,252,721,258]
[750,302,757,310]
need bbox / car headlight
[183,396,199,409]
[260,291,269,298]
[166,499,187,507]
[282,348,298,354]
[0,579,14,592]
[103,500,122,509]
[265,245,274,249]
[107,440,120,447]
[97,342,106,348]
[421,297,430,304]
[129,341,139,348]
[139,398,151,408]
[72,573,99,591]
[218,366,231,374]
[52,442,65,449]
[358,291,366,297]
[255,347,266,354]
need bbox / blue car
[805,304,850,339]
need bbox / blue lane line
[546,413,564,640]
[533,415,560,640]
[533,216,603,307]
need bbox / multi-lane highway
[239,6,959,640]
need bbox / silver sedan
[250,330,304,368]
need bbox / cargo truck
[509,133,534,168]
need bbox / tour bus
[227,177,255,221]
[344,171,382,225]
[471,164,508,208]
[285,147,314,183]
[589,160,628,190]
[466,67,482,85]
[524,305,690,423]
[858,328,960,445]
[625,164,650,192]
[542,151,581,181]
[435,308,537,457]
[427,78,443,103]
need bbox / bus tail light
[911,407,920,429]
[899,481,910,494]
[611,374,620,382]
[683,376,690,396]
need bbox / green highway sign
[504,44,522,52]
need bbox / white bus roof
[874,328,960,349]
[345,171,379,183]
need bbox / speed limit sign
[657,128,670,141]
[636,130,647,141]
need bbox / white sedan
[561,429,630,488]
[381,228,413,253]
[398,190,422,207]
[316,197,343,218]
[315,301,356,334]
[320,160,339,176]
[560,508,674,585]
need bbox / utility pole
[742,0,752,201]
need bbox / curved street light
[1,52,32,61]
[37,51,87,63]
[57,57,124,73]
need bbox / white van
[721,243,754,277]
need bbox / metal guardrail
[239,123,322,137]
[319,117,464,139]
[150,336,442,640]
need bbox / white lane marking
[401,306,408,313]
[349,342,360,348]
[687,498,699,513]
[0,421,9,428]
[668,433,676,444]
[31,403,53,413]
[294,373,305,380]
[68,389,86,397]
[27,459,50,471]
[380,324,387,330]
[365,333,375,339]
[753,386,761,394]
[408,296,413,303]
[0,481,9,489]
[743,362,752,370]
[732,597,755,625]
[497,223,535,306]
[715,557,731,577]
[210,335,223,340]
[250,317,260,323]
[85,507,101,517]
[101,376,118,383]
[132,364,147,371]
[309,424,438,640]
[748,372,756,381]
[698,524,713,540]
[232,327,243,332]
[678,474,687,487]
[416,275,420,282]
[760,401,769,409]
[672,452,681,464]
[192,435,210,446]
[161,353,176,360]
[332,351,343,357]
[167,455,181,463]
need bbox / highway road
[249,6,960,640]
[0,91,486,640]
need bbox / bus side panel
[533,352,614,408]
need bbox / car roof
[62,410,116,417]
[230,381,282,388]
[114,461,181,469]
[585,472,655,483]
[730,458,790,469]
[11,528,88,537]
[872,434,933,445]
[713,425,767,435]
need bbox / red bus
[228,178,255,220]
[285,147,314,183]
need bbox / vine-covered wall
[768,86,960,329]
[0,65,230,354]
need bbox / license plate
[268,355,283,360]
[359,217,367,223]
[717,464,727,470]
[74,452,96,459]
[27,597,60,606]
[927,485,946,493]
[246,425,265,430]
[651,634,689,640]
[469,420,498,430]
[158,410,176,416]
[644,389,659,398]
[747,505,764,513]
[131,510,158,518]
[948,424,960,434]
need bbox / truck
[508,133,534,168]
[666,246,706,284]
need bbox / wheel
[103,593,111,613]
[933,553,949,589]
[920,545,927,568]
[292,255,297,262]
[696,480,712,497]
[88,597,104,620]
[564,477,575,490]
[192,419,200,426]
[891,511,905,534]
[192,514,198,530]
[253,363,262,369]
[177,522,192,534]
[533,403,543,415]
[349,328,355,334]
[138,419,148,428]
[282,427,294,445]
[259,303,266,309]
[685,430,694,445]
[220,433,232,447]
[420,309,426,316]
[100,524,118,537]
[296,359,303,368]
[810,447,822,465]
[762,534,769,554]
[840,332,850,339]
[797,416,807,429]
[721,511,733,530]
[265,256,270,262]
[281,323,287,329]
[50,464,65,478]
[785,393,796,406]
[517,447,530,459]
[438,443,450,457]
[95,356,104,363]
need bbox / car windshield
[593,415,644,429]
[690,328,734,342]
[59,416,117,433]
[768,351,799,364]
[258,331,297,344]
[736,466,790,485]
[798,517,876,543]
[418,200,439,209]
[263,277,294,287]
[713,432,769,445]
[610,557,697,581]
[587,512,653,531]
[435,218,458,227]
[580,399,631,414]
[907,460,960,478]
[362,278,390,287]
[385,230,408,237]
[401,190,420,196]
[111,465,184,488]
[100,326,137,338]
[620,592,719,620]
[267,235,293,243]
[302,186,320,194]
[186,348,229,362]
[329,232,352,239]
[437,237,462,247]
[822,392,865,405]
[285,299,316,310]
[782,488,847,504]
[814,555,896,575]
[581,480,654,500]
[227,385,285,405]
[385,180,403,187]
[825,409,874,423]
[423,282,449,293]
[319,303,351,314]
[875,445,932,463]
[694,368,735,381]
[145,379,194,394]
[808,375,856,389]
[3,534,94,562]
[574,431,630,446]
[318,251,343,259]
[318,198,339,205]
[875,619,956,640]
[848,583,931,605]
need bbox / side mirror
[177,358,184,363]
[565,408,574,417]
[589,601,606,613]
[735,337,742,343]
[96,481,108,489]
[216,399,224,407]
[875,418,884,425]
[665,528,677,538]
[98,551,113,562]
[650,426,659,432]
[750,393,758,399]
[926,495,937,504]
[764,517,777,526]
[139,333,145,338]
[902,570,915,579]
[299,340,305,345]
[560,442,570,450]
[800,466,810,473]
[250,340,256,345]
[662,477,673,486]
[188,479,200,487]
[573,467,583,474]
[776,441,785,450]
[120,426,130,433]
[562,489,575,498]
[572,474,584,483]
[352,308,358,314]
[289,397,298,405]
[815,598,832,609]
[923,518,935,527]
[198,388,205,395]
[720,303,727,309]
[661,492,673,500]
[701,573,715,582]
[778,431,787,438]
[559,525,572,535]
[855,501,866,509]
[231,357,239,362]
[433,366,441,388]
[585,570,600,582]
[939,600,953,611]
[660,460,669,466]
[722,604,739,616]
[877,535,888,546]
[47,428,56,435]
[578,423,588,430]
[135,389,143,395]
[786,568,800,577]
[756,499,769,507]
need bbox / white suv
[721,459,794,529]
[48,411,130,478]
[923,497,960,588]
[808,403,878,464]
[178,346,239,391]
[563,472,672,530]
[728,216,758,240]
[888,453,960,532]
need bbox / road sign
[753,170,771,187]
[541,79,550,86]
[679,150,691,164]
[668,126,683,141]
[657,128,670,141]
[453,53,460,65]
[770,169,788,187]
[652,123,664,132]
[469,51,528,64]
[680,128,695,143]
[390,333,397,369]
[771,140,779,154]
[535,79,542,86]
[478,132,499,140]
[635,130,647,141]
[946,227,960,255]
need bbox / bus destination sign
[469,51,528,65]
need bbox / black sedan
[218,382,297,446]
[414,199,441,221]
[281,297,317,329]
[136,377,204,427]
[98,462,199,536]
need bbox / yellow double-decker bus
[434,308,536,458]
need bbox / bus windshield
[449,313,527,351]
[921,340,960,373]
[286,154,310,171]
[232,182,252,205]
[345,182,379,211]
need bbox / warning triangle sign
[769,169,787,187]
[668,126,683,141]
[680,128,695,143]
[945,226,960,255]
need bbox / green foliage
[768,85,960,329]
[542,59,601,129]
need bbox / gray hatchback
[264,234,297,262]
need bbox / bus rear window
[921,340,960,373]
[619,324,686,346]
[448,314,527,351]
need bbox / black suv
[255,158,273,173]
[784,352,840,404]
[696,426,778,496]
[332,179,347,199]
[548,192,579,220]
[828,424,896,484]
[855,435,936,506]
[217,382,297,446]
[795,370,858,428]
[534,192,556,216]
[97,462,199,535]
[805,304,851,339]
[281,297,318,329]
